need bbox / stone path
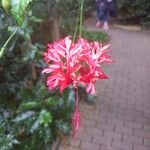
[57,18,150,150]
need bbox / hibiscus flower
[42,36,114,136]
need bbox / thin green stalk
[73,12,80,42]
[0,26,20,57]
[0,1,32,58]
[79,0,84,37]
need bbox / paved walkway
[57,19,150,150]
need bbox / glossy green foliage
[0,111,19,150]
[0,1,76,149]
[11,0,32,25]
[0,81,75,149]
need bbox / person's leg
[96,2,106,27]
[103,13,109,30]
[96,2,101,27]
[97,1,109,29]
[101,3,110,30]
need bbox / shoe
[96,21,100,27]
[103,22,109,30]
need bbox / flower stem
[0,26,20,58]
[73,12,80,42]
[79,0,84,37]
[74,87,79,110]
[72,87,81,137]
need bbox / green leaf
[0,133,19,150]
[38,110,52,127]
[29,16,43,23]
[11,0,32,25]
[46,97,58,106]
[43,127,52,144]
[30,119,39,133]
[2,0,11,12]
[19,101,40,110]
[13,111,35,122]
[55,120,70,134]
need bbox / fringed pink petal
[42,68,54,74]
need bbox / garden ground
[56,16,150,150]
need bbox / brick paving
[57,18,150,150]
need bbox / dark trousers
[96,1,108,22]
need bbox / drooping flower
[42,36,114,136]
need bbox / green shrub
[117,0,150,26]
[82,30,110,43]
[0,1,78,149]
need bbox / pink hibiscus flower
[42,36,114,136]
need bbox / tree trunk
[51,18,60,41]
[47,1,60,41]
